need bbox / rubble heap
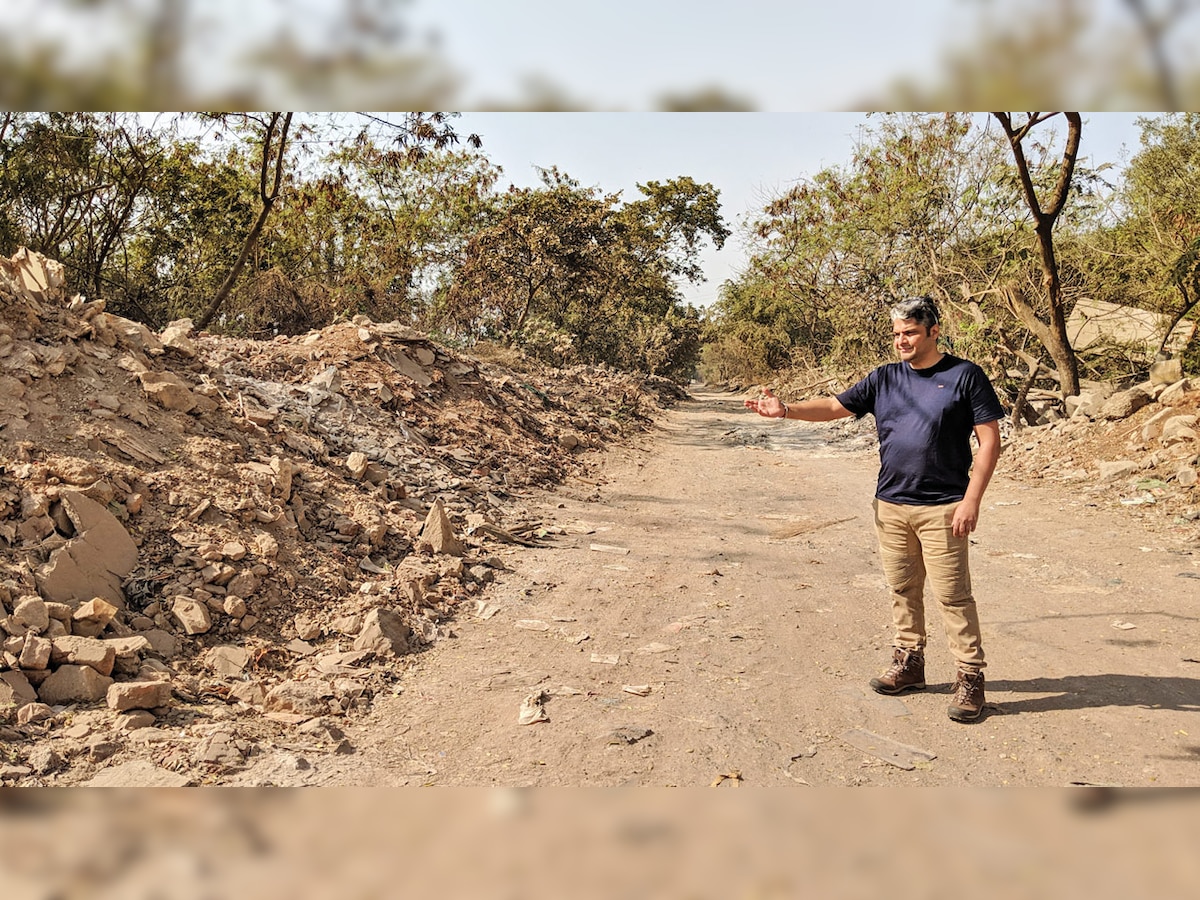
[1002,373,1200,531]
[0,248,681,784]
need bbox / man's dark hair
[890,296,940,330]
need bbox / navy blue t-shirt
[835,354,1004,505]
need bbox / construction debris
[0,247,682,785]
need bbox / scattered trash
[840,728,937,771]
[589,543,630,555]
[1111,620,1137,630]
[993,501,1021,507]
[622,684,652,696]
[1012,553,1040,559]
[518,690,549,725]
[514,619,551,631]
[790,747,818,760]
[472,601,502,620]
[591,653,620,665]
[568,632,591,645]
[1120,493,1157,506]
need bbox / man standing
[745,296,1004,721]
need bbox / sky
[454,112,1149,307]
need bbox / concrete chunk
[34,491,138,608]
[107,680,173,711]
[37,664,114,705]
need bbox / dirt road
[252,388,1200,786]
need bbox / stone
[18,634,52,670]
[34,491,138,608]
[1098,460,1139,482]
[1159,378,1193,405]
[37,664,113,704]
[352,607,413,657]
[223,596,247,619]
[171,597,212,635]
[294,614,321,641]
[0,670,38,708]
[115,709,157,731]
[1097,388,1152,421]
[13,596,50,634]
[346,451,370,479]
[263,679,334,717]
[1161,415,1198,445]
[16,702,55,726]
[207,645,250,677]
[51,635,116,675]
[28,746,65,775]
[160,318,197,357]
[141,629,179,658]
[1150,358,1183,385]
[137,370,196,412]
[82,760,190,787]
[193,730,245,768]
[419,497,464,556]
[107,680,173,711]
[1177,467,1198,487]
[73,597,119,629]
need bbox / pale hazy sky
[455,112,1147,307]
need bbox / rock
[160,318,197,357]
[72,597,119,629]
[82,760,190,787]
[16,702,55,726]
[37,664,114,704]
[1159,378,1193,405]
[51,635,117,675]
[294,614,321,641]
[1097,388,1152,421]
[352,608,413,657]
[1150,358,1183,385]
[18,634,52,670]
[28,746,65,775]
[1177,467,1198,487]
[13,596,49,634]
[1098,460,1139,482]
[137,370,196,412]
[0,670,38,709]
[419,497,464,556]
[141,629,179,659]
[171,597,212,635]
[207,645,250,677]
[263,679,334,717]
[1161,415,1198,445]
[107,680,173,711]
[34,491,138,608]
[115,709,157,731]
[346,451,370,479]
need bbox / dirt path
[249,388,1200,786]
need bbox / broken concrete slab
[34,491,138,608]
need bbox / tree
[993,112,1083,396]
[195,112,294,330]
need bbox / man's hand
[952,497,981,538]
[744,387,785,419]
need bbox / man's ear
[929,324,940,341]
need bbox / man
[745,296,1003,722]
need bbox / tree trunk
[196,112,293,331]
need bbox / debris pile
[1002,373,1200,529]
[0,247,680,784]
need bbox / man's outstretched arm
[745,387,853,422]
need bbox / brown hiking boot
[948,669,986,721]
[869,647,926,695]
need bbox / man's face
[892,318,939,366]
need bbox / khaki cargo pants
[872,498,985,671]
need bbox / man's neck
[906,351,945,371]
